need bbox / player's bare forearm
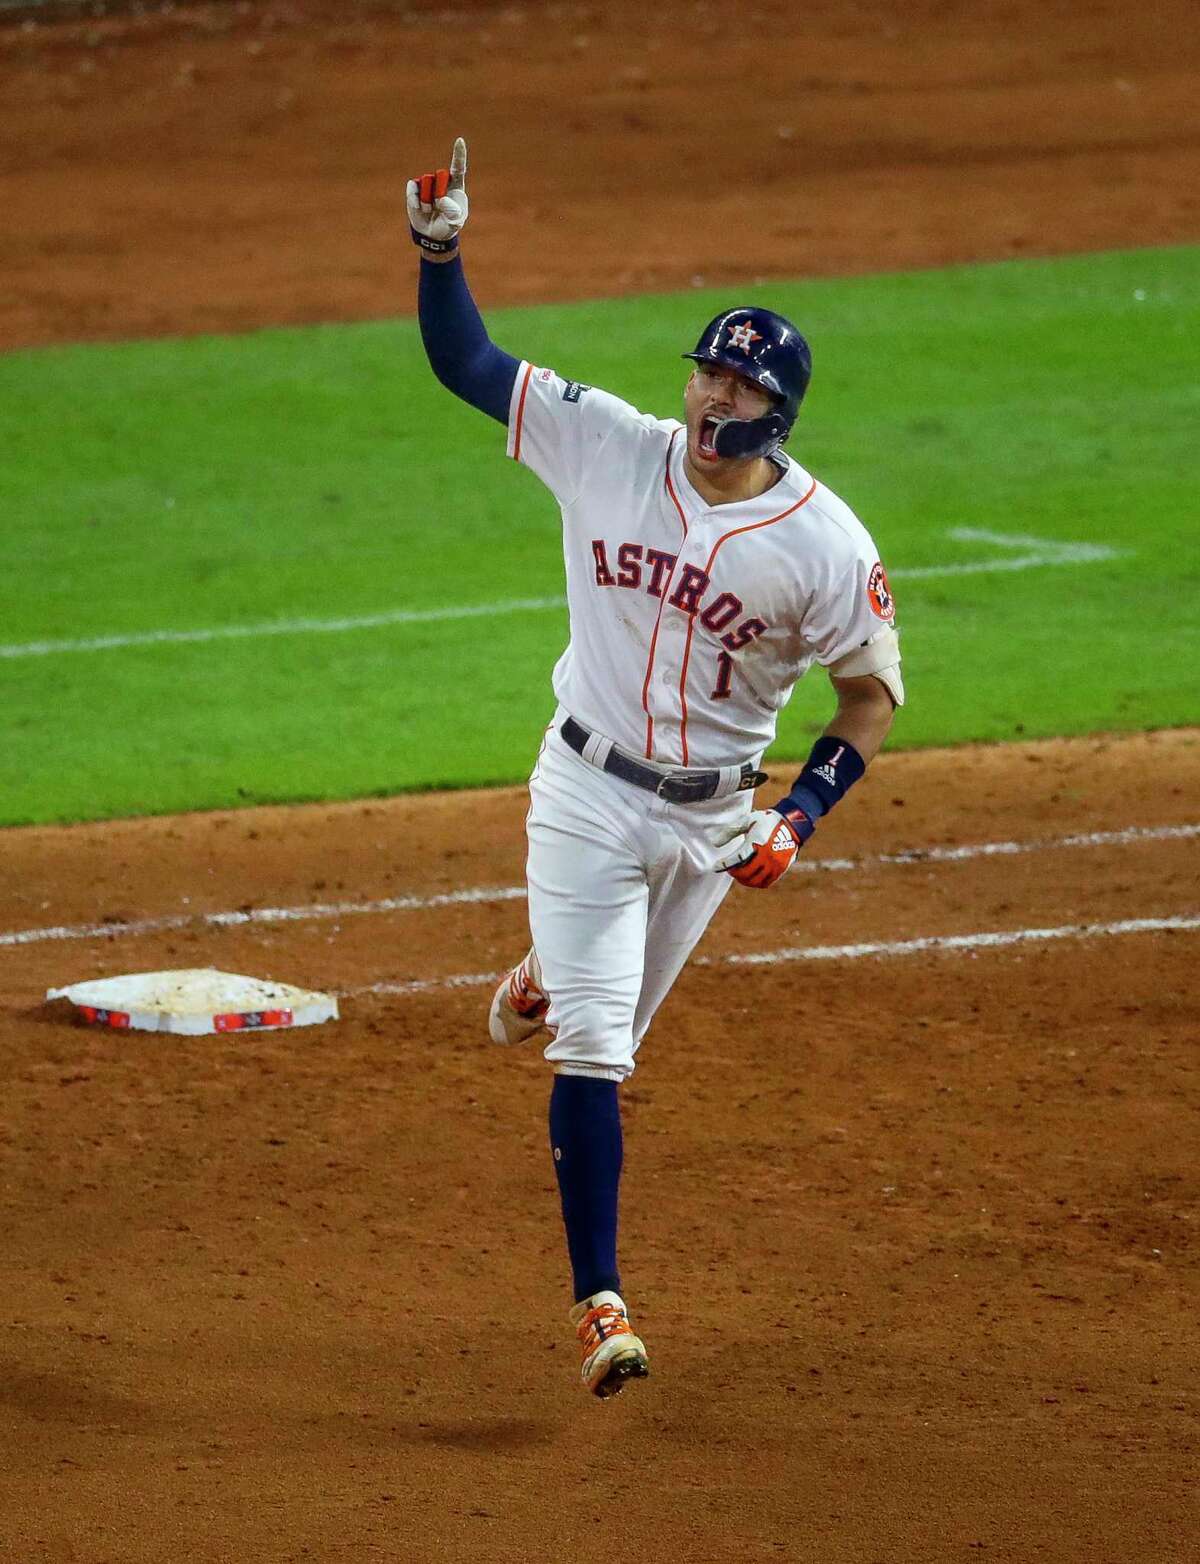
[825,673,895,764]
[419,250,459,265]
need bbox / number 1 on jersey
[711,650,734,700]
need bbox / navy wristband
[775,735,866,823]
[774,799,817,845]
[411,227,459,255]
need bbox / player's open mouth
[697,415,721,461]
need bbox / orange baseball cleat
[569,1290,650,1398]
[488,947,550,1045]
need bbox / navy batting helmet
[683,307,812,460]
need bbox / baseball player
[409,139,903,1399]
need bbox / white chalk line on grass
[2,822,1195,951]
[0,529,1121,660]
[356,914,1200,997]
[898,527,1120,580]
[0,597,567,661]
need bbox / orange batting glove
[715,806,812,889]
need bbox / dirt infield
[3,2,1199,1560]
[5,734,1198,1561]
[3,0,1200,348]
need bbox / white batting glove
[715,807,812,889]
[407,137,469,255]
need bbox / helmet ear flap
[711,411,790,461]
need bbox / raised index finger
[448,136,468,190]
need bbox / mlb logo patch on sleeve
[563,382,591,403]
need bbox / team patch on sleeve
[562,381,591,404]
[867,561,895,619]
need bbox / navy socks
[549,1074,623,1303]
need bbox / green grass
[2,245,1197,825]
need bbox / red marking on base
[214,1009,293,1032]
[80,1005,131,1029]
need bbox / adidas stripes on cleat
[488,947,550,1046]
[570,1290,649,1398]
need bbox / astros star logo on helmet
[726,322,763,353]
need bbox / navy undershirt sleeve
[417,255,520,426]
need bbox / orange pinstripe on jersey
[641,430,689,758]
[511,362,535,463]
[676,477,818,764]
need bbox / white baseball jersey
[507,362,897,771]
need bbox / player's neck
[683,453,783,508]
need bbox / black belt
[560,717,765,805]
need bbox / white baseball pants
[524,715,752,1082]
